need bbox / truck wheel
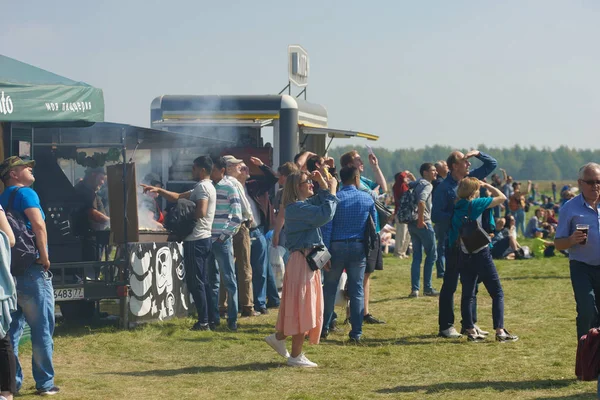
[59,300,96,321]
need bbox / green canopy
[0,55,104,123]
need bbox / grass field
[12,239,598,400]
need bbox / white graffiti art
[128,242,186,322]
[155,246,173,295]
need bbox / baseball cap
[85,166,106,176]
[0,156,35,179]
[222,155,243,165]
[143,173,163,186]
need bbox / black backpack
[459,202,491,253]
[164,198,197,241]
[5,188,38,275]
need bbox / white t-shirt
[244,186,261,228]
[185,179,216,241]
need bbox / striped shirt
[211,178,243,241]
[224,175,253,222]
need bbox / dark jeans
[183,238,212,324]
[0,335,16,394]
[569,260,600,341]
[459,247,504,330]
[434,224,446,278]
[265,234,280,308]
[438,244,478,331]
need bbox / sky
[2,0,599,150]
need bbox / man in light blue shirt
[555,163,600,341]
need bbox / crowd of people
[0,148,599,398]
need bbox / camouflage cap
[0,156,35,179]
[222,155,243,165]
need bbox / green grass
[14,251,596,400]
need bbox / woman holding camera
[450,177,519,342]
[265,170,338,367]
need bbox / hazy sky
[3,0,599,150]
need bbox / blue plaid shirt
[324,185,376,247]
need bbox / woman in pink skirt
[265,170,338,367]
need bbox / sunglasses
[581,179,600,186]
[300,179,313,185]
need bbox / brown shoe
[241,309,261,317]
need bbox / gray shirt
[410,178,433,224]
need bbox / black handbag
[375,199,393,225]
[305,246,331,271]
[364,215,378,257]
[459,202,491,253]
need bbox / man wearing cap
[140,173,165,227]
[221,155,258,317]
[0,156,59,396]
[74,167,110,264]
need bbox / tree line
[327,144,598,182]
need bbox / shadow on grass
[323,334,464,347]
[100,362,282,376]
[376,378,577,394]
[54,317,120,338]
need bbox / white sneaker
[439,326,463,338]
[287,353,318,368]
[474,325,489,336]
[265,333,290,358]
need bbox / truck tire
[59,300,96,321]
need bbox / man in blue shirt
[555,163,600,341]
[0,156,58,396]
[432,149,497,338]
[340,149,388,325]
[322,166,376,343]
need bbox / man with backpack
[141,156,216,331]
[0,156,59,396]
[431,150,497,339]
[407,163,439,298]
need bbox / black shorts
[366,234,383,273]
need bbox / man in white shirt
[222,156,257,317]
[142,156,216,331]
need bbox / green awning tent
[0,55,104,123]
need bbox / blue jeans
[183,238,211,324]
[569,260,600,341]
[9,264,55,391]
[323,241,366,340]
[438,244,478,331]
[515,209,526,237]
[207,238,238,325]
[250,228,269,311]
[264,235,280,307]
[408,223,437,291]
[434,223,446,278]
[459,247,504,330]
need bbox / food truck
[0,49,379,329]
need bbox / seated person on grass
[532,228,556,258]
[490,218,523,260]
[525,208,546,238]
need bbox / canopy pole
[119,127,130,330]
[323,136,334,156]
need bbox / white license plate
[54,288,85,301]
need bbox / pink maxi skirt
[275,250,324,344]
